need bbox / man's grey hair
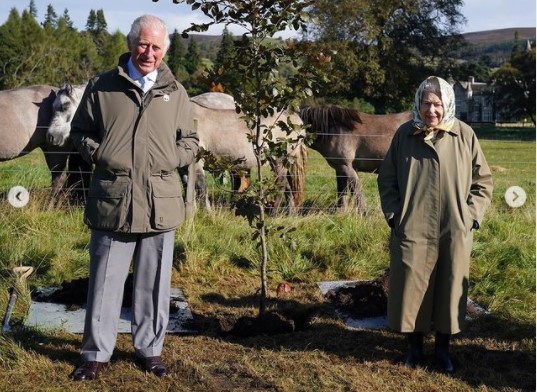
[127,14,170,53]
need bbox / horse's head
[47,82,85,146]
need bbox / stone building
[449,76,497,123]
[448,39,535,124]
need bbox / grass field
[0,127,535,391]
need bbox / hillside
[462,27,535,45]
[184,28,536,65]
[180,34,222,61]
[182,33,285,62]
[458,27,536,66]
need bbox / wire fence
[0,137,534,215]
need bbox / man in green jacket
[378,76,493,375]
[70,14,199,381]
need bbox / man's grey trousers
[80,229,175,362]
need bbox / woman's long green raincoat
[378,78,493,334]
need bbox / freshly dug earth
[324,272,389,318]
[324,269,486,319]
[34,269,485,334]
[223,312,295,337]
[33,274,136,309]
[33,275,317,337]
[218,304,319,337]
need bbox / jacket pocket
[84,175,131,231]
[150,174,185,230]
[462,204,474,231]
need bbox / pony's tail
[289,143,307,207]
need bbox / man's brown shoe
[71,361,106,381]
[136,356,168,377]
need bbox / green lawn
[0,129,534,391]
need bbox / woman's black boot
[404,332,424,369]
[435,332,455,375]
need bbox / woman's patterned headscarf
[412,76,456,139]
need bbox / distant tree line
[0,4,120,89]
[0,0,534,122]
[0,1,209,94]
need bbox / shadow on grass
[9,327,82,365]
[195,292,536,392]
[3,292,534,391]
[9,327,135,373]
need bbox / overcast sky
[0,0,535,38]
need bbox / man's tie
[139,77,146,93]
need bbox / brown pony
[300,105,412,213]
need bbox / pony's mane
[57,83,73,97]
[56,83,85,102]
[300,105,362,139]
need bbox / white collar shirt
[127,58,158,94]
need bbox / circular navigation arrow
[7,186,30,208]
[504,186,527,208]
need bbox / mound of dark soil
[33,274,135,309]
[33,276,317,337]
[225,312,295,337]
[325,270,487,320]
[324,272,389,319]
[219,305,319,337]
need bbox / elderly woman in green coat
[377,76,493,374]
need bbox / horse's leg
[346,167,366,215]
[66,148,92,204]
[270,163,295,216]
[288,143,306,209]
[195,163,211,211]
[230,171,243,194]
[335,168,349,210]
[238,171,251,193]
[230,170,251,199]
[179,160,209,212]
[285,168,298,215]
[43,147,69,204]
[280,165,297,215]
[335,165,365,213]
